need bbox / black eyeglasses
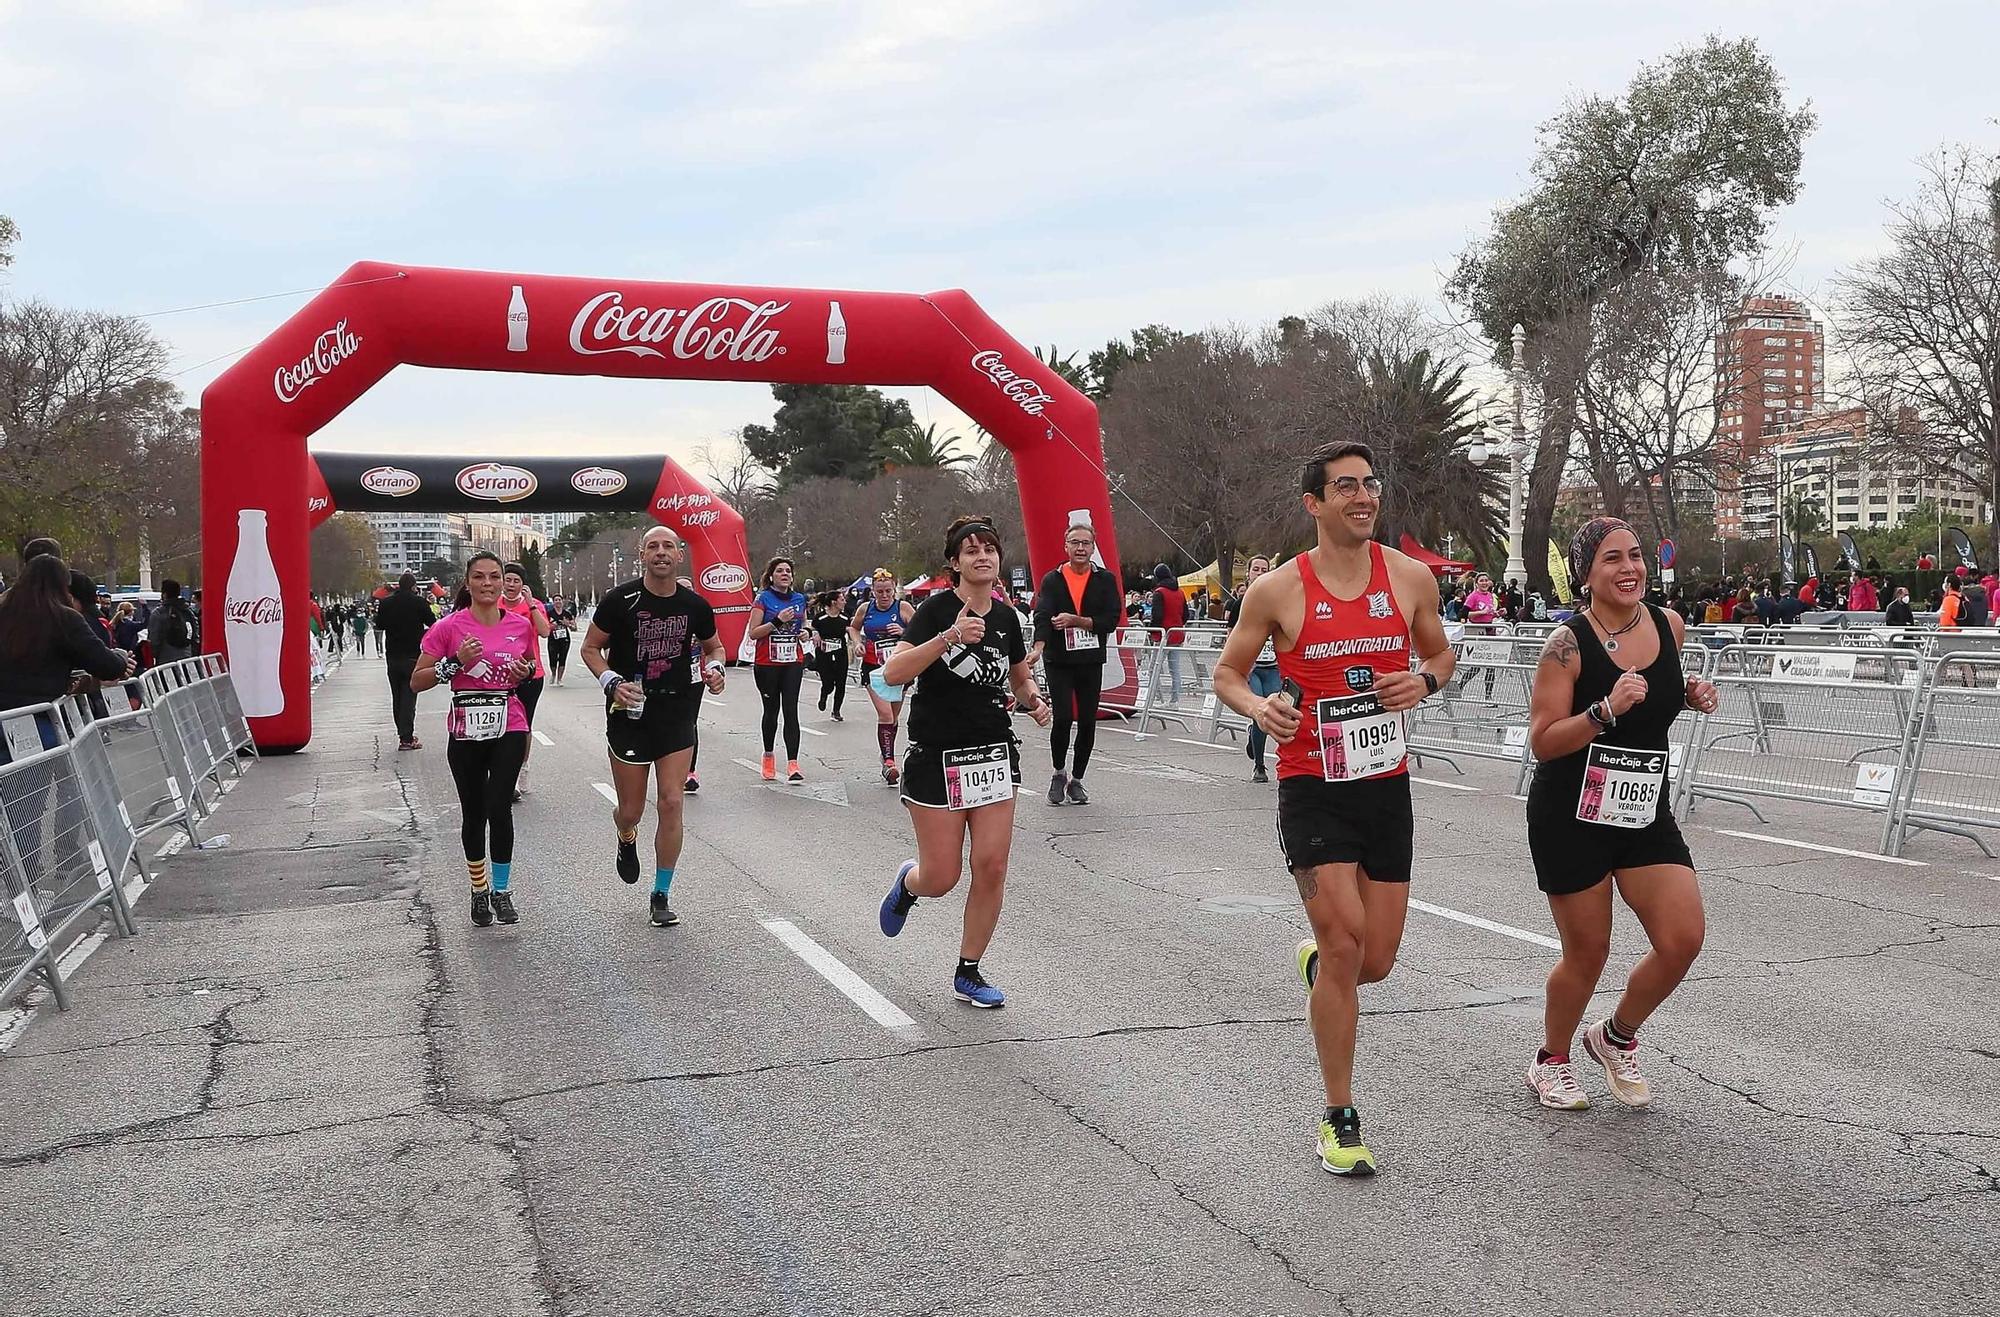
[1319,475,1385,500]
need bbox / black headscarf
[1569,517,1635,602]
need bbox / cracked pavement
[1,659,1996,1316]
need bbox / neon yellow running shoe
[1317,1111,1375,1177]
[1296,938,1319,991]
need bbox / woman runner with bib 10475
[411,552,538,928]
[877,517,1051,1008]
[1523,517,1718,1113]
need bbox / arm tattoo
[1293,867,1319,902]
[1543,627,1579,669]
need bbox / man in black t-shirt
[581,528,726,927]
[377,573,435,750]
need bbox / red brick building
[1713,295,1824,539]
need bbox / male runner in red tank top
[1215,440,1455,1177]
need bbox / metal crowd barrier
[1883,652,2000,858]
[1,661,259,1011]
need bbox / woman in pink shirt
[498,562,552,798]
[1463,573,1500,624]
[413,552,537,928]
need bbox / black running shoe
[649,891,680,927]
[471,892,494,927]
[684,774,700,795]
[491,892,518,925]
[616,837,640,884]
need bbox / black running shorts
[605,691,700,765]
[1275,773,1414,883]
[901,742,1021,810]
[515,675,545,725]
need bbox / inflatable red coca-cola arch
[201,262,1117,752]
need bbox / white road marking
[1410,776,1482,793]
[155,832,190,861]
[0,873,152,1053]
[533,730,554,746]
[759,919,917,1031]
[1711,830,1927,867]
[1409,898,1561,950]
[592,782,618,805]
[799,725,828,737]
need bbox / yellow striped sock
[467,858,490,894]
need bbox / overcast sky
[1,0,1995,466]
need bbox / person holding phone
[1212,440,1455,1178]
[876,517,1051,1008]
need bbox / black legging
[1047,662,1105,778]
[819,652,848,714]
[755,663,804,758]
[447,731,527,863]
[547,636,571,678]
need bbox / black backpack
[160,603,192,648]
[1964,584,1990,627]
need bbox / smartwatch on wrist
[1420,670,1439,697]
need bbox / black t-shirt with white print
[590,577,716,697]
[905,589,1027,750]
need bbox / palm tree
[1358,349,1505,561]
[876,422,972,471]
[1034,344,1094,396]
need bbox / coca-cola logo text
[970,349,1054,417]
[225,596,284,625]
[570,293,789,363]
[570,466,628,497]
[700,563,750,594]
[456,463,538,503]
[274,319,363,404]
[360,465,422,497]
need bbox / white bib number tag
[1316,693,1406,782]
[943,743,1012,811]
[769,635,800,664]
[550,626,569,642]
[1577,744,1666,829]
[876,640,900,665]
[1064,627,1100,652]
[453,691,509,742]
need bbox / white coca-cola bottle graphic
[507,285,529,352]
[825,300,846,365]
[224,509,286,718]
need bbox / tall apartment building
[367,513,472,579]
[1713,295,1826,538]
[1738,407,1987,539]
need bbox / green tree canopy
[741,384,914,486]
[876,422,971,471]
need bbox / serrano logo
[455,463,538,503]
[570,466,628,497]
[699,563,750,594]
[359,465,422,497]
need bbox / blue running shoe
[879,860,918,937]
[953,968,1006,1009]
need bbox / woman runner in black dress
[1523,517,1719,1113]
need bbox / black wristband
[1420,670,1439,697]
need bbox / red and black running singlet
[1275,545,1412,782]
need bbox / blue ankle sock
[653,867,674,897]
[491,862,511,893]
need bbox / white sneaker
[1526,1055,1590,1111]
[1583,1020,1652,1109]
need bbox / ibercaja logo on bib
[570,466,628,497]
[359,466,421,497]
[456,462,538,503]
[700,563,750,594]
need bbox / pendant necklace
[1591,606,1644,653]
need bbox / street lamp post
[1504,322,1529,590]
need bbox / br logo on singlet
[1344,666,1375,691]
[1366,591,1393,619]
[1313,601,1333,621]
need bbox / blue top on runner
[860,599,902,640]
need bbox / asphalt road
[3,651,1996,1316]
